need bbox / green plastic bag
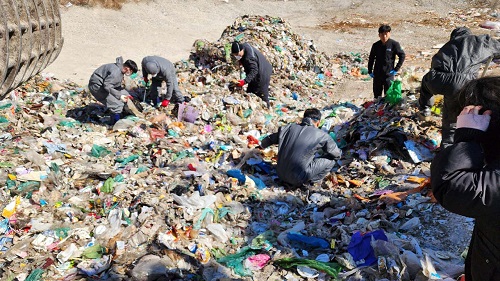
[90,144,111,158]
[101,177,114,193]
[275,257,342,277]
[82,244,105,259]
[386,80,402,105]
[115,154,139,164]
[25,269,44,281]
[217,246,259,276]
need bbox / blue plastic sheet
[347,229,388,266]
[287,232,329,249]
[227,169,246,184]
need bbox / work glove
[230,79,245,87]
[120,95,133,102]
[389,70,397,76]
[369,73,374,78]
[456,105,492,132]
[161,99,170,107]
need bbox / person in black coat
[431,76,500,281]
[230,42,273,108]
[260,108,342,188]
[419,27,500,147]
[368,24,405,99]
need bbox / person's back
[431,27,500,75]
[275,123,328,185]
[260,109,341,187]
[88,57,123,100]
[141,56,184,106]
[239,43,272,78]
[142,56,175,79]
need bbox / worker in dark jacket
[260,108,342,188]
[419,27,500,147]
[368,24,405,99]
[230,42,273,108]
[142,56,186,107]
[88,57,138,124]
[431,76,500,281]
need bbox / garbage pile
[0,16,471,281]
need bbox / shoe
[106,113,121,126]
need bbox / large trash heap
[0,15,469,281]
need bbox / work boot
[113,113,121,123]
[171,103,181,117]
[106,113,121,126]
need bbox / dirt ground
[46,0,488,84]
[43,0,498,262]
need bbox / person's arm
[485,36,500,59]
[243,56,259,84]
[394,41,406,71]
[164,72,174,100]
[141,60,149,82]
[431,107,500,217]
[260,131,279,149]
[323,134,342,159]
[368,44,376,74]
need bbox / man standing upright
[368,24,406,99]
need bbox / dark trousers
[247,75,271,108]
[373,73,392,99]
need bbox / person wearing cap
[141,56,186,107]
[419,27,500,148]
[230,42,273,108]
[88,56,138,124]
[368,24,405,99]
[260,108,342,188]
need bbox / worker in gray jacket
[260,108,342,188]
[142,56,185,107]
[88,57,138,124]
[230,42,273,108]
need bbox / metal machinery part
[0,0,63,98]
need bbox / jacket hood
[450,27,472,40]
[144,61,160,75]
[115,56,124,68]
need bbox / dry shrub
[59,0,143,10]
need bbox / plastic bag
[287,232,330,249]
[101,177,114,193]
[217,246,259,276]
[90,144,111,158]
[386,80,402,105]
[275,257,342,278]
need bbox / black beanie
[231,42,241,54]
